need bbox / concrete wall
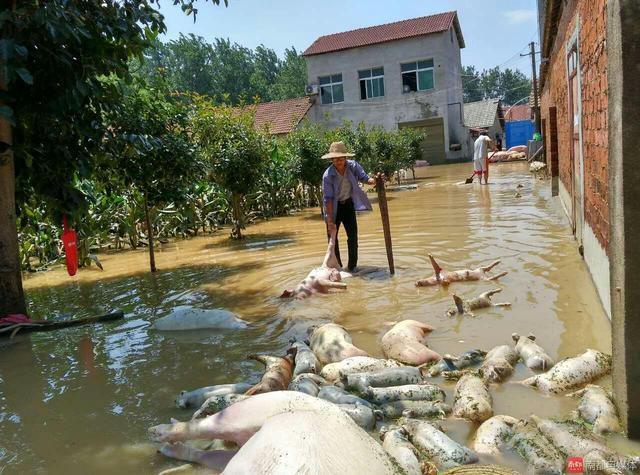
[305,28,470,161]
[539,0,611,316]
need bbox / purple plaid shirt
[322,160,372,221]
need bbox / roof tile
[303,11,462,56]
[464,99,501,129]
[245,96,314,135]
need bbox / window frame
[319,73,344,105]
[400,59,435,93]
[358,66,385,100]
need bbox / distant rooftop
[464,99,502,129]
[502,104,532,122]
[241,96,314,135]
[303,11,464,57]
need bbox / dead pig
[381,320,441,365]
[532,416,640,473]
[380,427,423,475]
[416,254,508,287]
[427,349,486,377]
[473,415,519,455]
[480,344,519,383]
[320,356,402,382]
[244,350,295,396]
[512,333,554,370]
[149,391,350,444]
[453,374,493,423]
[567,385,621,434]
[318,385,374,408]
[280,228,350,299]
[288,373,328,397]
[510,417,565,474]
[364,383,445,405]
[158,443,237,471]
[401,418,478,470]
[191,393,249,419]
[520,349,611,394]
[380,400,451,419]
[337,403,380,431]
[446,288,511,317]
[175,383,253,409]
[309,323,368,365]
[289,339,319,376]
[346,366,426,393]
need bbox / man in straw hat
[321,141,377,272]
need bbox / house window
[401,59,435,93]
[358,67,385,100]
[319,74,344,104]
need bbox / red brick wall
[540,0,609,251]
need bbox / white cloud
[503,9,537,25]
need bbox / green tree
[191,99,266,239]
[164,34,216,95]
[271,47,307,101]
[0,0,226,315]
[101,78,199,271]
[250,45,281,102]
[500,68,531,105]
[210,38,255,104]
[462,66,483,103]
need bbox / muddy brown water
[1,162,638,474]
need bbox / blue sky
[159,0,539,75]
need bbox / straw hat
[321,141,355,159]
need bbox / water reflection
[0,162,627,474]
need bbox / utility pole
[521,42,541,134]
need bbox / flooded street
[1,162,636,474]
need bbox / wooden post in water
[375,175,395,275]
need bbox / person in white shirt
[473,131,496,184]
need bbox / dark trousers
[334,198,358,271]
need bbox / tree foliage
[462,66,531,105]
[132,38,307,104]
[190,98,267,238]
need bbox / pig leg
[487,271,508,281]
[481,261,501,272]
[479,288,511,307]
[317,278,347,290]
[322,228,340,269]
[428,254,443,280]
[159,443,237,470]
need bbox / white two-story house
[303,11,470,164]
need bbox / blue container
[505,120,535,149]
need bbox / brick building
[538,0,610,315]
[538,0,640,438]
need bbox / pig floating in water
[446,289,511,317]
[473,415,519,455]
[380,427,424,475]
[364,383,445,405]
[336,403,380,431]
[415,254,508,287]
[531,416,640,473]
[318,385,373,408]
[222,410,397,474]
[380,400,451,419]
[149,391,348,444]
[427,349,486,377]
[512,333,554,371]
[453,374,493,423]
[244,350,296,396]
[280,228,350,299]
[519,349,611,394]
[567,385,621,435]
[400,418,479,470]
[320,356,402,382]
[287,373,328,397]
[480,344,519,383]
[289,339,319,376]
[510,417,565,475]
[158,443,237,471]
[192,394,249,419]
[380,320,441,365]
[175,383,253,409]
[346,367,426,393]
[150,307,248,331]
[309,323,368,365]
[160,410,397,473]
